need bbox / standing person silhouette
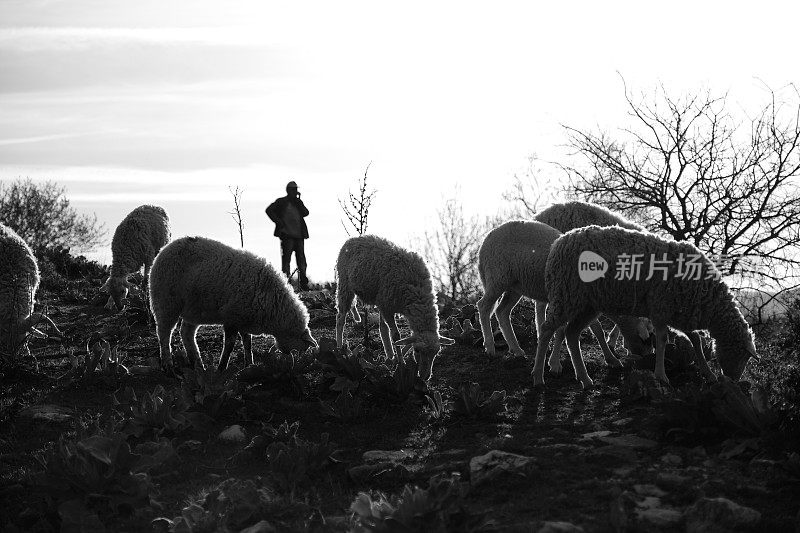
[265,181,310,290]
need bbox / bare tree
[502,155,565,218]
[0,178,105,252]
[339,162,376,237]
[228,185,245,247]
[420,194,496,303]
[338,163,378,344]
[560,80,800,321]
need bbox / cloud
[0,37,296,94]
[0,26,274,51]
[0,132,102,146]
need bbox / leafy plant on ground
[179,364,242,422]
[364,348,430,403]
[236,345,318,396]
[452,382,506,418]
[425,390,449,420]
[32,432,170,530]
[75,338,130,385]
[321,389,364,421]
[301,289,339,327]
[114,385,191,439]
[657,376,778,443]
[228,422,338,494]
[623,369,669,402]
[747,318,800,437]
[350,474,493,533]
[440,317,482,346]
[265,432,338,494]
[229,421,301,465]
[152,477,312,533]
[317,337,371,387]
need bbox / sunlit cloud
[0,26,275,51]
[0,132,104,146]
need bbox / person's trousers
[280,237,308,285]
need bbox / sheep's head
[274,327,317,354]
[395,331,455,381]
[621,318,655,356]
[101,276,133,310]
[1,313,63,356]
[718,333,758,381]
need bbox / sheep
[101,205,170,310]
[531,201,653,371]
[149,236,317,373]
[0,223,62,357]
[532,225,757,389]
[608,323,716,380]
[335,235,454,381]
[533,200,644,233]
[476,220,651,372]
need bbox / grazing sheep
[102,205,170,310]
[335,235,454,381]
[668,329,715,379]
[149,236,317,373]
[0,223,61,357]
[532,201,652,371]
[476,221,650,371]
[532,225,757,388]
[608,323,716,380]
[533,200,644,233]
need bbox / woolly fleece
[105,204,170,308]
[335,234,443,379]
[0,223,39,355]
[149,236,312,370]
[537,225,755,384]
[534,201,644,232]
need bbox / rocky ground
[1,282,799,532]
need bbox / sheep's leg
[241,333,254,366]
[548,326,567,374]
[179,321,205,370]
[564,309,599,389]
[589,319,623,368]
[653,322,670,385]
[155,315,178,373]
[688,330,715,380]
[606,324,621,351]
[495,290,524,356]
[217,325,239,372]
[532,303,568,387]
[143,265,154,325]
[538,301,565,373]
[534,300,546,336]
[335,287,355,348]
[377,309,396,360]
[386,313,401,344]
[532,318,558,387]
[477,287,503,357]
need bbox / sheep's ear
[395,335,418,346]
[123,278,135,288]
[439,335,455,345]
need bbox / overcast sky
[0,1,798,281]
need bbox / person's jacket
[265,196,310,239]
